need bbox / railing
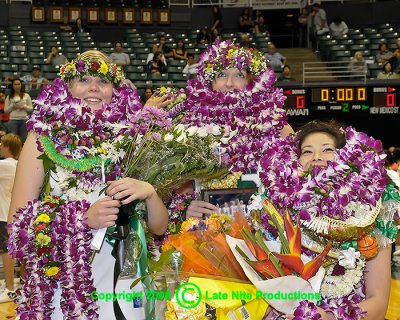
[302,61,367,85]
[170,0,353,8]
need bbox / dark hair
[378,42,388,51]
[383,61,392,71]
[187,54,194,59]
[176,38,186,51]
[153,51,162,63]
[392,147,400,162]
[297,120,346,149]
[385,149,395,167]
[8,78,25,100]
[115,41,123,47]
[333,16,342,24]
[283,64,291,71]
[312,3,321,8]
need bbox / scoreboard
[280,84,400,116]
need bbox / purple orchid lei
[292,300,321,319]
[7,197,96,319]
[259,127,387,221]
[179,39,288,173]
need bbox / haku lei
[259,127,387,222]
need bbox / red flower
[176,203,185,211]
[91,61,99,71]
[34,224,47,232]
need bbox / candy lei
[259,127,387,223]
[7,79,143,319]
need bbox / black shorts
[0,221,9,254]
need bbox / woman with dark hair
[73,17,91,33]
[259,119,395,319]
[376,42,393,64]
[172,39,188,60]
[211,6,223,33]
[141,86,154,105]
[377,61,399,79]
[4,78,33,142]
[239,8,254,33]
[147,51,167,74]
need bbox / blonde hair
[1,133,23,159]
[77,50,113,64]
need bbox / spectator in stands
[158,35,174,60]
[110,42,130,67]
[349,51,367,76]
[141,87,154,105]
[196,27,210,45]
[146,43,167,66]
[146,52,167,74]
[183,54,199,75]
[254,10,263,25]
[211,6,223,33]
[390,39,400,72]
[240,34,252,49]
[0,133,22,303]
[265,43,286,70]
[297,8,308,47]
[254,15,270,36]
[0,92,10,127]
[377,62,399,79]
[376,42,393,64]
[4,79,33,142]
[45,46,67,67]
[172,39,188,61]
[239,8,254,33]
[329,16,348,37]
[20,66,48,92]
[310,3,329,51]
[73,18,90,33]
[278,65,296,82]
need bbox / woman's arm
[4,97,13,113]
[24,94,33,112]
[8,132,44,223]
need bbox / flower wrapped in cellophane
[140,213,270,320]
[227,200,331,315]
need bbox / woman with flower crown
[7,50,168,319]
[165,39,293,224]
[257,120,396,319]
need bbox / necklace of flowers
[7,195,97,319]
[180,73,287,173]
[259,127,387,226]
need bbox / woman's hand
[144,93,173,109]
[86,197,121,229]
[106,177,156,205]
[186,200,218,219]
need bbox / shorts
[0,221,9,254]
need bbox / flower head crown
[198,38,268,82]
[59,57,124,85]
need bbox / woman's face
[385,63,392,73]
[355,52,363,61]
[70,75,113,110]
[144,89,153,98]
[299,132,337,170]
[178,40,184,48]
[212,68,248,92]
[380,44,387,52]
[13,80,22,92]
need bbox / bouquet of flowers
[141,213,270,320]
[227,200,331,315]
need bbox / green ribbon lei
[382,182,400,202]
[339,239,358,250]
[376,217,398,240]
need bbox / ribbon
[339,239,358,250]
[382,182,400,202]
[376,217,399,240]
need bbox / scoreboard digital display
[281,84,400,116]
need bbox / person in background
[196,27,210,45]
[239,8,254,33]
[211,6,223,34]
[110,42,130,67]
[141,87,154,105]
[310,3,329,51]
[254,15,270,36]
[146,43,167,66]
[298,7,308,47]
[376,42,393,64]
[211,28,220,43]
[329,16,349,37]
[172,39,188,61]
[73,18,90,33]
[45,47,67,67]
[4,79,33,142]
[278,65,296,82]
[265,43,286,70]
[158,35,174,60]
[147,52,167,74]
[349,51,367,78]
[20,66,48,92]
[0,92,9,130]
[377,61,399,80]
[389,39,400,72]
[0,133,22,303]
[182,54,199,75]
